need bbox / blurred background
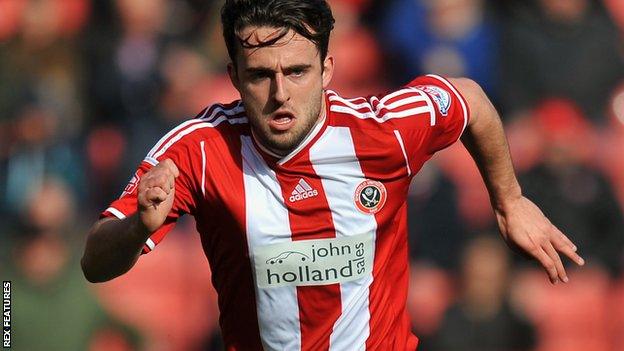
[0,0,623,350]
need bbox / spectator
[407,162,467,271]
[519,99,624,277]
[500,0,624,123]
[431,234,536,351]
[377,0,500,97]
[6,178,139,350]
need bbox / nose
[272,73,290,105]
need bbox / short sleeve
[368,75,470,174]
[100,131,198,254]
[403,74,470,154]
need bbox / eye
[250,72,269,81]
[290,69,307,78]
[247,70,272,81]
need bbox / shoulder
[443,77,484,102]
[326,88,432,129]
[145,101,247,164]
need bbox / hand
[136,159,180,233]
[495,196,585,284]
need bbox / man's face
[228,26,334,155]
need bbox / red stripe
[196,133,264,350]
[345,127,417,350]
[330,95,428,116]
[381,90,423,106]
[274,153,342,351]
[148,119,206,158]
[331,103,433,130]
[149,107,245,159]
[199,100,242,120]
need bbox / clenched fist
[136,159,180,233]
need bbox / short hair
[221,0,335,67]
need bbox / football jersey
[101,74,469,351]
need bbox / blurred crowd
[1,0,623,350]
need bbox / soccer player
[81,0,585,350]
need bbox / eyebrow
[245,64,312,74]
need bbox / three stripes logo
[289,179,319,203]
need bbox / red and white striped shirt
[101,75,469,350]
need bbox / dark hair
[221,0,335,67]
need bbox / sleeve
[100,132,198,254]
[374,74,470,170]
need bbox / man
[81,1,585,350]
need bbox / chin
[267,134,302,153]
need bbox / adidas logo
[289,179,319,203]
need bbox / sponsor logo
[354,180,387,214]
[289,178,318,203]
[417,85,451,116]
[121,171,141,198]
[254,233,374,288]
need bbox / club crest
[354,180,387,214]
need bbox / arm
[81,159,179,283]
[449,78,585,284]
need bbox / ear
[227,62,241,91]
[321,54,334,89]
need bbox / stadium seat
[512,267,611,351]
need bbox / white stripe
[147,105,244,158]
[105,207,126,219]
[330,105,377,120]
[198,103,242,120]
[327,96,371,111]
[277,113,326,165]
[330,104,432,123]
[309,126,377,351]
[379,87,416,105]
[328,94,427,116]
[382,95,427,110]
[145,238,156,250]
[398,87,438,126]
[426,74,470,139]
[299,179,313,191]
[295,184,306,194]
[393,130,411,176]
[200,141,206,197]
[383,106,435,119]
[144,157,159,166]
[418,89,437,126]
[241,136,301,351]
[330,89,437,128]
[152,116,248,160]
[201,104,244,121]
[146,119,199,158]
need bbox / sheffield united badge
[354,180,387,214]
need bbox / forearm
[81,214,151,283]
[449,80,584,284]
[455,79,522,211]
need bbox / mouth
[268,111,296,132]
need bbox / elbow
[447,77,496,127]
[81,255,106,283]
[448,77,486,104]
[81,245,118,283]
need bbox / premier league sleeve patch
[416,85,452,116]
